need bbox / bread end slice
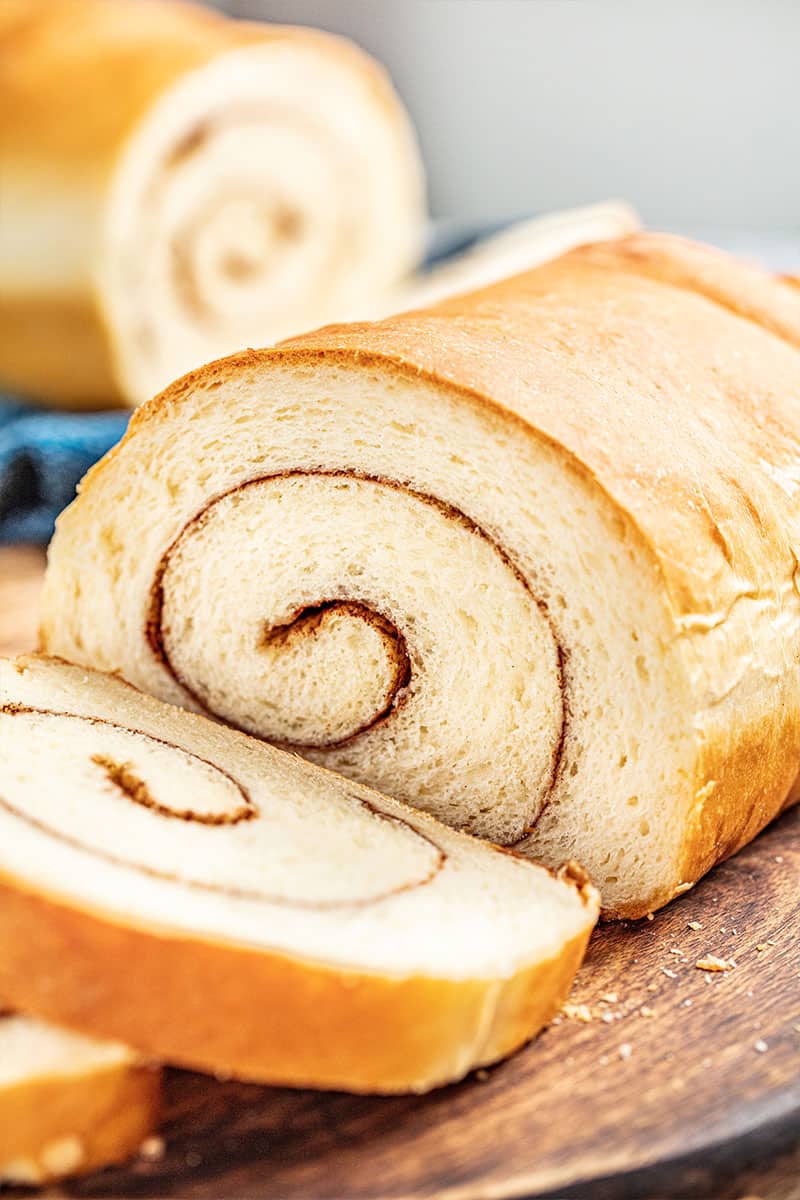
[0,655,598,1093]
[0,1012,160,1185]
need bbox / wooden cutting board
[1,546,799,1200]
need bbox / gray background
[224,0,799,236]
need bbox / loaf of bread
[0,1010,160,1185]
[0,0,423,408]
[0,656,597,1093]
[41,233,800,918]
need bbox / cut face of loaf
[0,656,598,1094]
[0,0,423,407]
[0,1011,160,1185]
[41,233,800,917]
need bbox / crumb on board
[618,1043,633,1061]
[562,1003,593,1023]
[661,967,677,979]
[138,1136,165,1163]
[754,1039,768,1053]
[640,1006,655,1018]
[696,955,736,972]
[687,921,702,930]
[475,1068,490,1082]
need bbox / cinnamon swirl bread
[0,656,597,1094]
[42,233,800,918]
[0,1011,160,1185]
[0,0,423,408]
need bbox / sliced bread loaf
[0,656,597,1094]
[41,233,800,917]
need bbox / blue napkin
[0,403,129,544]
[0,224,509,547]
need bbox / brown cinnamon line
[0,706,446,910]
[2,704,256,825]
[154,106,354,327]
[91,754,252,828]
[146,468,569,829]
[258,599,412,749]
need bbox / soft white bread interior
[41,234,800,918]
[0,0,423,408]
[0,656,598,1094]
[0,1010,160,1186]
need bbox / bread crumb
[754,1039,768,1053]
[475,1069,490,1082]
[599,991,618,1004]
[562,1003,593,1023]
[601,1011,614,1024]
[40,1137,85,1178]
[640,1006,655,1017]
[682,998,693,1008]
[646,982,658,993]
[661,967,677,979]
[618,1043,633,1061]
[756,943,769,953]
[774,856,784,863]
[139,1136,165,1163]
[687,921,702,931]
[646,912,654,921]
[696,955,735,972]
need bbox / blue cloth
[0,403,129,544]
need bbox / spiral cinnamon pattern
[137,470,565,844]
[0,704,445,909]
[102,46,423,404]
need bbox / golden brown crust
[0,295,121,409]
[0,872,593,1094]
[110,232,800,916]
[0,0,385,163]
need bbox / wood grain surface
[0,545,798,1200]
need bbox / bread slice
[41,233,800,919]
[0,0,423,408]
[0,1010,160,1185]
[386,200,640,312]
[0,656,597,1094]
